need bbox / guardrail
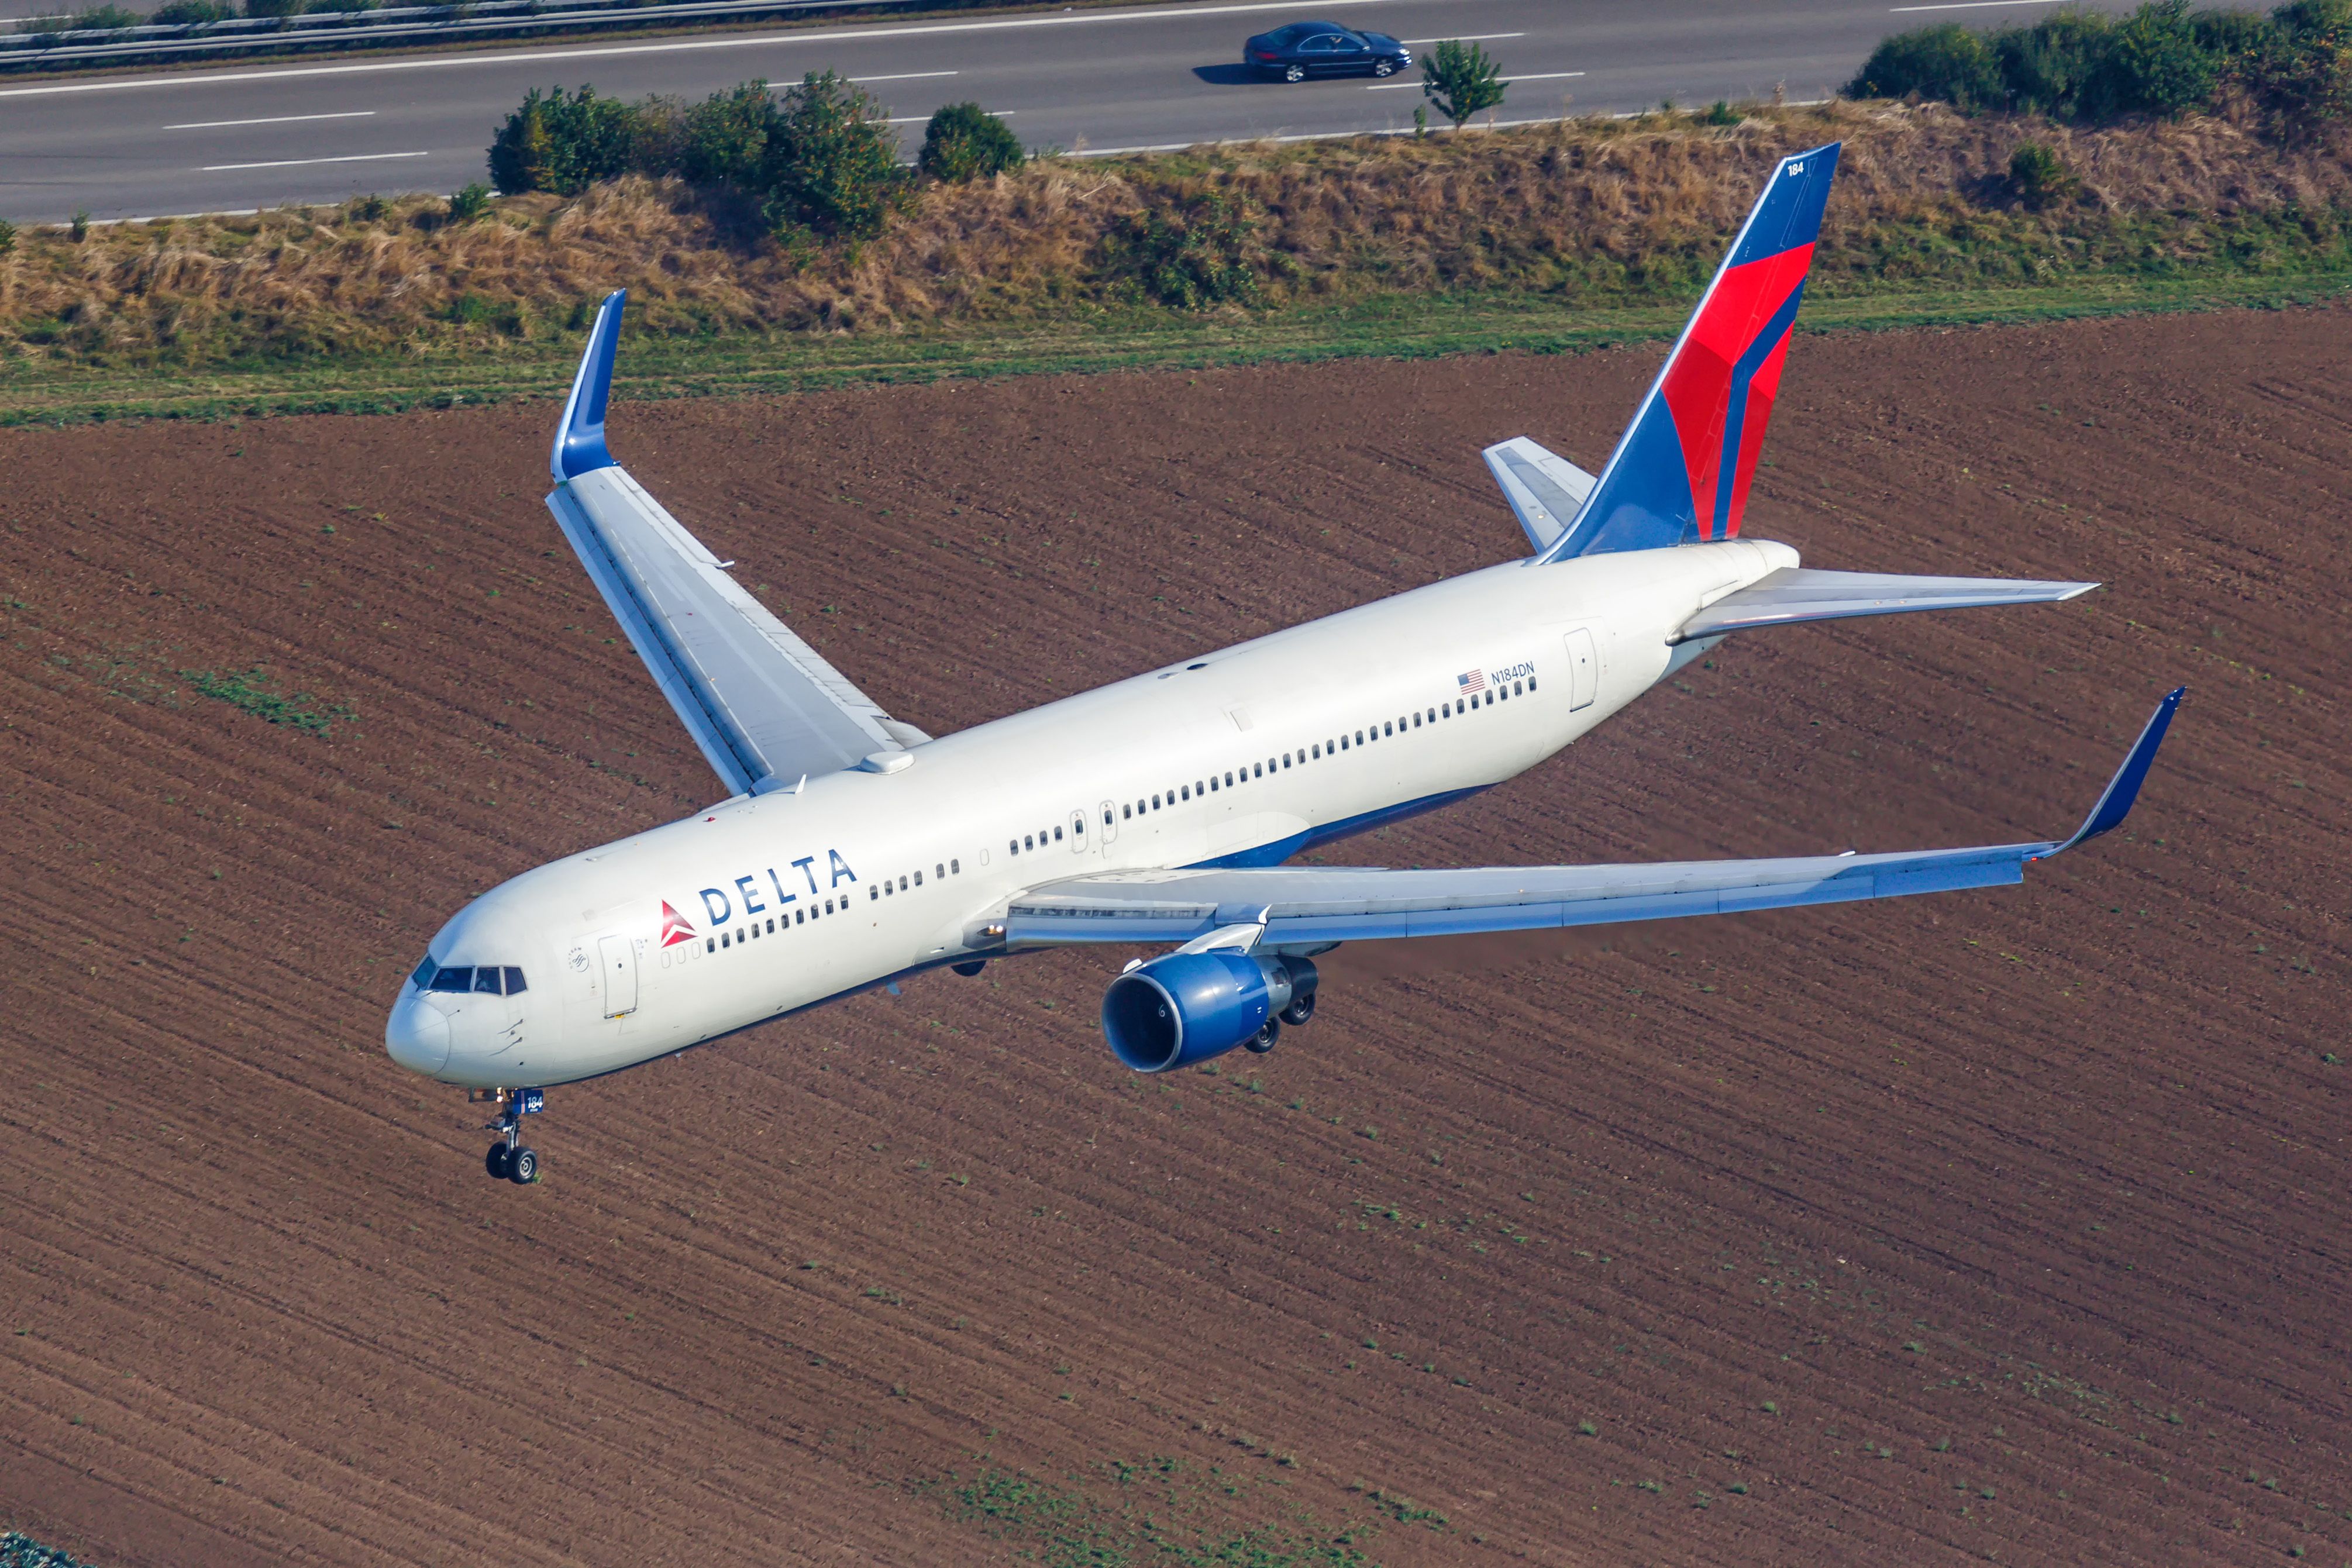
[1,0,1005,70]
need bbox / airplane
[384,140,2183,1184]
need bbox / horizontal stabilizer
[1482,437,1597,553]
[1675,567,2097,642]
[1005,688,2182,949]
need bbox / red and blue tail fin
[1540,142,1840,561]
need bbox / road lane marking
[1368,70,1582,89]
[1890,0,2067,9]
[0,0,1416,97]
[199,150,431,171]
[166,109,377,129]
[885,109,1014,123]
[1401,33,1524,43]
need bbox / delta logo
[659,900,699,948]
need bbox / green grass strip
[2,270,2345,428]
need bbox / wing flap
[1677,567,2097,642]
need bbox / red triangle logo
[659,900,698,948]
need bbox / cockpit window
[411,957,438,990]
[504,967,528,995]
[473,967,504,994]
[428,965,474,993]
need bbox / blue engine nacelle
[1101,951,1318,1073]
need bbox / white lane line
[1400,33,1524,43]
[1070,99,1835,158]
[1890,0,2067,9]
[1368,70,1582,89]
[199,149,430,171]
[846,70,957,82]
[166,109,377,129]
[0,0,1412,97]
[884,109,1014,123]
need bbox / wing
[545,291,928,798]
[1677,567,2098,642]
[1006,689,2182,948]
[1482,436,1597,553]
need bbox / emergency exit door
[598,934,638,1018]
[1564,627,1600,711]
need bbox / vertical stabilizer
[1540,143,1840,561]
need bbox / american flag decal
[1456,669,1486,695]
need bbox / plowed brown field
[4,304,2348,1568]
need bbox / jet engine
[1101,952,1318,1073]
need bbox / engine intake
[1101,952,1317,1073]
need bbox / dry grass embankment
[4,99,2351,374]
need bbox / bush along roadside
[488,75,1020,246]
[1851,0,2352,139]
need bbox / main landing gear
[1246,974,1320,1053]
[473,1087,545,1184]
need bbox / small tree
[1420,39,1507,129]
[759,70,914,243]
[919,102,1023,182]
[488,86,640,196]
[1848,23,2003,108]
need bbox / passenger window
[722,932,731,949]
[881,882,891,898]
[1180,785,1189,801]
[1527,677,1537,691]
[1122,804,1131,819]
[1209,777,1218,792]
[951,859,960,874]
[1196,780,1205,795]
[428,966,473,993]
[915,870,924,886]
[900,874,910,890]
[825,898,835,914]
[504,966,527,994]
[705,938,715,952]
[1225,771,1234,786]
[1022,835,1032,851]
[1514,679,1524,696]
[794,909,804,924]
[1053,825,1063,842]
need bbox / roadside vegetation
[4,80,2352,421]
[1852,0,2352,137]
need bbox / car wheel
[1283,64,1306,83]
[1373,58,1396,77]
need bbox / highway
[0,0,2116,223]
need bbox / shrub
[670,80,783,188]
[2092,0,2219,116]
[1102,189,1263,309]
[445,182,494,222]
[307,0,378,12]
[1698,99,1741,125]
[0,218,14,253]
[919,102,1023,181]
[2009,140,2081,207]
[151,0,231,22]
[2243,0,2352,137]
[1850,23,2003,108]
[757,71,915,242]
[1421,39,1508,128]
[242,0,301,16]
[345,192,387,222]
[1992,10,2113,116]
[487,85,641,195]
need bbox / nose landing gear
[473,1087,545,1184]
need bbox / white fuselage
[383,539,1797,1088]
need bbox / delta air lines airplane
[384,143,2183,1183]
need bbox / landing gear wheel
[1283,64,1306,82]
[1279,990,1317,1027]
[485,1143,511,1180]
[1373,58,1396,77]
[1245,1018,1280,1053]
[507,1146,539,1184]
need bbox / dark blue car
[1243,20,1413,83]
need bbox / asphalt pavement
[0,0,2124,223]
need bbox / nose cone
[385,994,452,1077]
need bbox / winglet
[551,289,626,484]
[2046,687,2184,856]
